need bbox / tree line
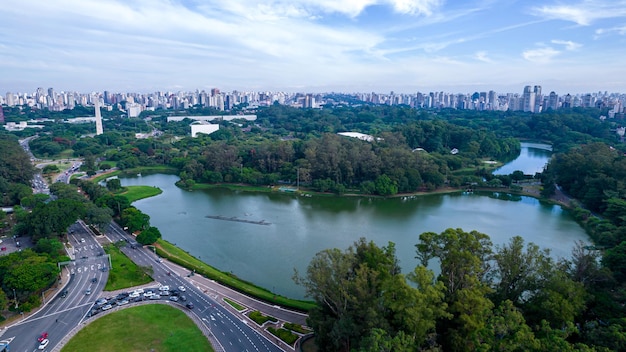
[295,230,615,351]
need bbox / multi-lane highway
[1,222,109,352]
[104,222,285,352]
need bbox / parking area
[0,235,34,256]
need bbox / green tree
[106,178,122,192]
[374,174,398,196]
[4,251,60,293]
[120,207,150,232]
[488,236,552,306]
[295,239,446,351]
[84,204,113,231]
[415,228,494,351]
[34,238,65,260]
[136,226,162,245]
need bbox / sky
[1,0,626,95]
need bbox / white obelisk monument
[94,95,103,135]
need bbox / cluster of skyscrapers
[2,86,625,118]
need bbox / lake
[123,143,588,299]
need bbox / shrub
[248,310,277,325]
[268,327,298,345]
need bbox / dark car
[91,277,97,283]
[60,290,68,298]
[186,303,194,309]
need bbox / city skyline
[1,0,626,94]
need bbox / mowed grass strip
[61,304,213,352]
[104,244,152,291]
[155,239,317,312]
[120,185,163,203]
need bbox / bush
[248,310,277,325]
[268,327,298,345]
[283,322,311,334]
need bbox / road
[9,137,303,351]
[1,222,109,352]
[103,222,286,352]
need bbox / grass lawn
[155,239,316,312]
[224,297,245,311]
[119,185,163,203]
[61,304,213,352]
[104,244,152,291]
[90,166,178,183]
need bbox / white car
[159,285,169,292]
[178,286,186,292]
[38,339,49,350]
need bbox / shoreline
[99,170,578,311]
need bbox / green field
[104,243,153,291]
[120,185,163,203]
[61,304,214,352]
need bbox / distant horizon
[2,1,625,95]
[3,85,624,97]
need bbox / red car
[38,332,48,342]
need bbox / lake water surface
[123,143,588,299]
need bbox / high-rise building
[547,92,559,110]
[5,92,15,106]
[94,95,103,135]
[0,105,4,124]
[522,85,536,112]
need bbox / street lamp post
[13,288,17,309]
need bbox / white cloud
[474,51,492,63]
[551,40,582,50]
[522,47,560,63]
[596,25,626,36]
[212,0,442,19]
[531,1,626,26]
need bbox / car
[96,298,107,306]
[133,296,143,302]
[85,289,91,295]
[91,277,97,283]
[149,294,161,300]
[159,285,169,291]
[143,291,154,298]
[178,286,186,292]
[186,303,194,309]
[180,295,187,301]
[128,292,139,298]
[169,296,179,302]
[117,299,129,306]
[160,290,170,296]
[38,332,48,342]
[81,238,85,243]
[116,293,128,300]
[156,258,162,263]
[101,304,113,311]
[38,339,49,350]
[60,290,68,298]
